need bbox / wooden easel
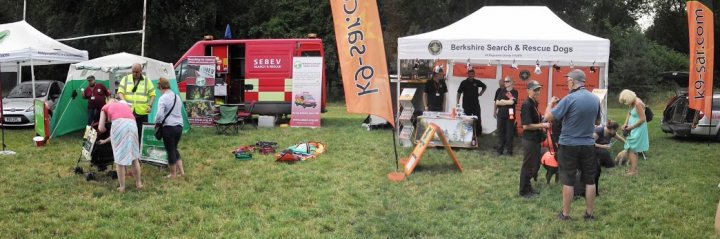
[401,123,463,177]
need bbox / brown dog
[615,150,628,166]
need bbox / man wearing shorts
[543,69,601,221]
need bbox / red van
[174,37,326,115]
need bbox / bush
[607,26,688,100]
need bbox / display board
[81,126,96,161]
[290,57,323,127]
[140,124,168,166]
[403,123,463,176]
[34,99,49,139]
[416,115,476,148]
[185,56,217,127]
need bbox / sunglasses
[504,81,512,83]
[533,88,542,92]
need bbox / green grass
[0,102,718,238]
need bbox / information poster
[185,56,216,127]
[82,126,96,161]
[34,100,49,139]
[140,124,168,166]
[290,57,323,127]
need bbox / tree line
[0,0,717,100]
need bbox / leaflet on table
[422,111,477,119]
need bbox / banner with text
[185,56,216,127]
[290,57,323,127]
[687,0,714,116]
[330,0,394,127]
[399,39,610,63]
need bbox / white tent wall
[396,6,610,137]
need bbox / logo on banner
[252,58,283,69]
[0,30,9,44]
[428,40,443,55]
[519,70,531,81]
[293,60,302,69]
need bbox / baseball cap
[527,80,542,90]
[467,68,475,73]
[565,69,586,82]
[87,75,95,81]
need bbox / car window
[714,98,720,111]
[7,82,50,98]
[49,83,61,98]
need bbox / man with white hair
[543,69,601,221]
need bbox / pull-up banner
[687,0,715,116]
[330,0,394,127]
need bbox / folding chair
[237,101,256,129]
[214,105,239,134]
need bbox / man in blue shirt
[543,69,601,221]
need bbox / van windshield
[7,83,49,98]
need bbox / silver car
[659,71,720,140]
[2,80,64,126]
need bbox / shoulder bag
[154,94,177,140]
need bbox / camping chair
[237,101,256,129]
[214,105,239,134]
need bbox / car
[659,71,720,140]
[294,92,317,108]
[2,80,64,126]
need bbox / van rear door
[244,42,294,103]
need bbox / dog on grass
[615,150,628,166]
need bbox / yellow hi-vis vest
[117,74,156,115]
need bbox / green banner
[34,100,48,138]
[140,124,168,165]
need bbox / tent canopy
[396,6,610,135]
[50,52,189,138]
[0,21,88,66]
[398,6,609,64]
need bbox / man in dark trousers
[494,76,519,155]
[424,67,448,112]
[456,68,487,145]
[519,80,550,198]
[543,69,601,221]
[83,75,111,125]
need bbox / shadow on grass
[657,134,719,144]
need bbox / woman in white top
[154,77,185,179]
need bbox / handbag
[155,94,177,140]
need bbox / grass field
[0,102,718,238]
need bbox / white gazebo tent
[0,20,89,99]
[397,6,610,134]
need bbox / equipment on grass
[73,123,116,181]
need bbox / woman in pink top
[98,99,143,193]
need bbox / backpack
[645,106,654,122]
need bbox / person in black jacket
[519,80,550,198]
[456,68,487,144]
[424,67,448,112]
[494,76,519,155]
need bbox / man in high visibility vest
[117,63,156,144]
